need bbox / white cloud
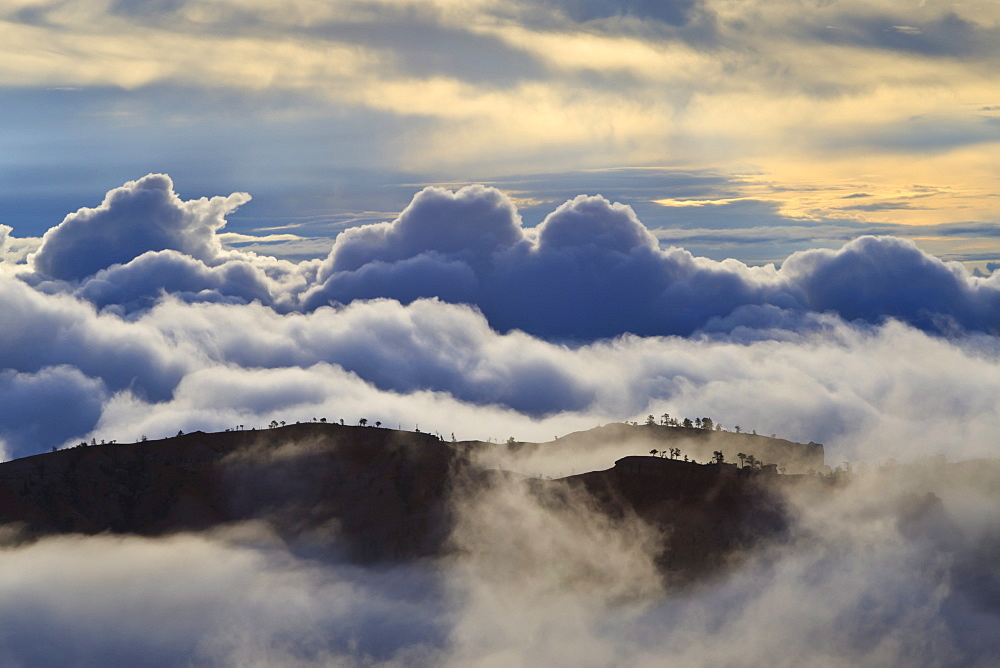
[31,173,249,281]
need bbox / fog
[1,455,998,666]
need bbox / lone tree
[359,418,368,427]
[650,449,659,457]
[375,421,381,428]
[661,413,670,425]
[702,417,714,431]
[646,415,656,426]
[711,450,725,464]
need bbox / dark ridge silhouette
[0,423,478,562]
[532,456,793,584]
[0,422,826,582]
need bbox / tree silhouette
[650,448,659,457]
[737,452,747,468]
[711,450,724,464]
[682,417,693,428]
[661,413,670,425]
[734,425,742,433]
[702,417,714,431]
[320,417,327,423]
[375,421,381,428]
[646,415,656,426]
[359,418,368,427]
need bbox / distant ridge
[458,421,825,474]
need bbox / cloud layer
[1,174,999,463]
[13,175,1000,341]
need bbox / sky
[0,0,998,266]
[2,1,1000,664]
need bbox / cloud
[49,296,1000,472]
[305,184,1000,339]
[0,366,106,459]
[31,174,250,281]
[0,271,188,404]
[782,236,1000,332]
[73,250,277,312]
[0,528,448,665]
[0,224,39,267]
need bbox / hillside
[0,422,826,583]
[0,423,474,561]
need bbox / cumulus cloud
[306,183,1000,339]
[0,224,39,268]
[20,176,1000,340]
[31,173,250,281]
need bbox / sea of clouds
[2,174,1000,665]
[0,173,998,464]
